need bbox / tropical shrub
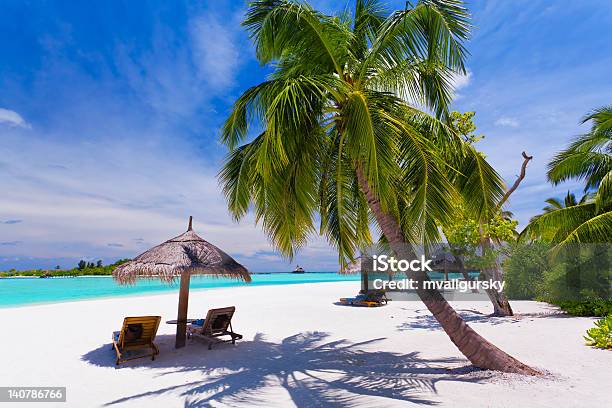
[557,300,612,317]
[503,242,550,300]
[1,259,130,277]
[584,315,612,349]
[503,242,610,310]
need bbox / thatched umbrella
[340,255,374,292]
[113,216,250,348]
[431,252,462,281]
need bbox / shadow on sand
[82,331,491,407]
[397,306,570,331]
[397,308,519,331]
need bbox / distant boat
[39,273,52,279]
[292,265,305,274]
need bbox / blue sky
[1,0,611,271]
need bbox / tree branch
[495,151,533,212]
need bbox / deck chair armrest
[113,341,122,359]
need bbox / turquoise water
[0,273,360,308]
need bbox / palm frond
[547,150,612,190]
[594,169,612,212]
[219,134,265,220]
[385,111,458,244]
[558,210,612,245]
[581,105,612,134]
[243,0,350,75]
[351,0,387,59]
[521,203,597,243]
[221,81,272,150]
[319,134,371,267]
[359,0,470,117]
[547,105,612,189]
[544,197,563,211]
[453,145,505,222]
[254,127,323,258]
[343,90,380,192]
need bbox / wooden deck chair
[367,290,389,304]
[339,290,388,307]
[187,306,242,350]
[112,316,161,366]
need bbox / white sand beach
[0,281,609,407]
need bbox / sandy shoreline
[0,281,609,407]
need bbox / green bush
[1,259,131,277]
[584,315,612,349]
[503,242,610,309]
[503,241,550,299]
[554,299,612,317]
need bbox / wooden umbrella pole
[361,271,368,293]
[175,270,191,348]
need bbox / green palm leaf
[351,0,386,59]
[453,145,505,222]
[220,0,474,263]
[559,210,612,245]
[522,203,596,242]
[594,169,612,211]
[359,0,469,116]
[547,106,612,190]
[243,0,350,75]
[527,105,611,246]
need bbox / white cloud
[115,35,207,118]
[0,130,338,271]
[0,7,330,272]
[113,10,246,119]
[450,70,472,100]
[190,13,241,90]
[494,116,520,128]
[450,70,472,91]
[0,108,30,128]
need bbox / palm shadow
[397,304,573,331]
[82,332,491,407]
[396,308,522,331]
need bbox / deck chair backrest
[118,316,161,347]
[202,307,235,335]
[365,290,385,302]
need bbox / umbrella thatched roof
[430,252,463,272]
[340,255,374,274]
[113,218,250,284]
[340,259,361,274]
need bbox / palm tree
[526,191,590,243]
[219,0,537,374]
[540,191,589,213]
[523,107,612,246]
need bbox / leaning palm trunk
[356,167,538,375]
[220,0,541,376]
